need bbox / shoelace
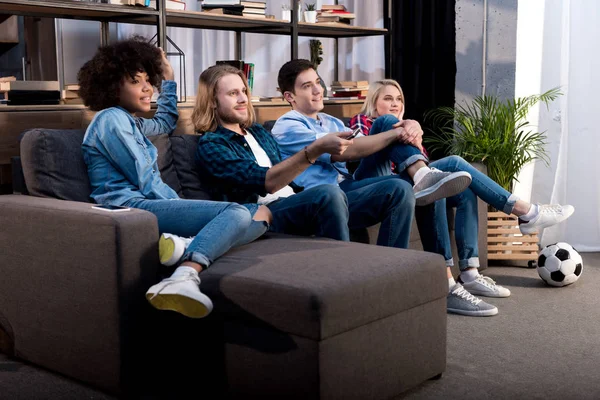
[476,275,497,289]
[540,205,563,215]
[149,272,200,300]
[452,286,482,305]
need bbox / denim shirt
[82,80,179,206]
[271,110,350,189]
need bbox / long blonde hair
[359,79,405,118]
[191,64,256,133]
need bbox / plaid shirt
[196,124,301,204]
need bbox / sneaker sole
[463,289,511,298]
[146,292,212,318]
[519,207,575,234]
[159,234,180,267]
[415,173,472,206]
[447,307,498,317]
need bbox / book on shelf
[201,0,241,5]
[0,80,60,91]
[203,7,243,15]
[320,4,346,11]
[331,90,368,98]
[2,90,61,106]
[331,80,369,88]
[242,7,265,14]
[104,0,150,6]
[240,1,266,9]
[149,0,186,10]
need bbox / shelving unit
[0,0,388,189]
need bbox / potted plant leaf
[424,87,562,193]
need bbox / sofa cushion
[20,129,92,202]
[149,135,182,196]
[168,134,211,200]
[201,233,447,340]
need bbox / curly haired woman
[79,37,271,318]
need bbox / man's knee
[386,179,416,208]
[314,184,347,204]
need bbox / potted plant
[424,87,562,193]
[424,88,562,263]
[304,3,317,23]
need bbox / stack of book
[0,78,61,106]
[329,80,369,100]
[216,60,255,91]
[200,0,243,16]
[240,1,266,19]
[317,4,356,24]
[62,84,82,105]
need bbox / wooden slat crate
[487,212,539,261]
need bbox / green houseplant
[424,87,562,193]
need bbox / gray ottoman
[200,234,448,399]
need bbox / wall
[455,0,517,106]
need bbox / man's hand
[159,48,175,81]
[309,132,354,159]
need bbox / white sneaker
[447,283,498,317]
[413,168,472,206]
[146,269,213,318]
[519,204,575,235]
[461,275,511,298]
[159,233,194,267]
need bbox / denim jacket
[82,80,179,206]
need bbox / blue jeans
[340,175,415,249]
[267,184,350,241]
[354,114,428,181]
[351,114,518,269]
[125,198,267,268]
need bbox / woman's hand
[396,119,423,150]
[159,48,175,81]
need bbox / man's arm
[331,129,400,162]
[264,132,351,193]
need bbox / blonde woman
[350,79,575,316]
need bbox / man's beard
[218,107,247,126]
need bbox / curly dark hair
[77,36,163,111]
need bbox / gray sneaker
[413,168,472,206]
[461,275,511,298]
[447,283,498,317]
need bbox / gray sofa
[0,128,448,399]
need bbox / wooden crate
[487,212,539,261]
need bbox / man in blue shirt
[194,64,353,240]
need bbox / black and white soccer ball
[536,242,583,287]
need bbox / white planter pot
[281,9,291,22]
[304,10,317,23]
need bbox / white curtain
[515,0,600,251]
[117,0,385,98]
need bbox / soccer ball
[536,242,583,287]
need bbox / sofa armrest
[0,195,160,393]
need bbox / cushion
[168,134,211,200]
[149,135,182,196]
[20,129,92,202]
